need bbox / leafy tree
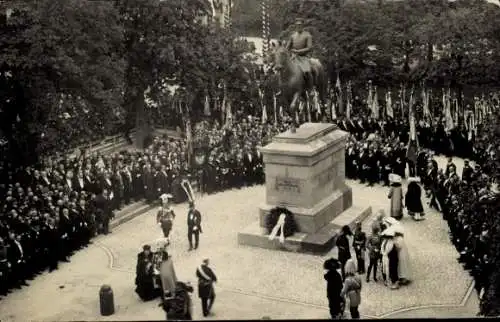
[117,0,254,144]
[0,0,124,164]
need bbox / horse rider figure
[286,17,314,89]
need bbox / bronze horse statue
[270,42,327,131]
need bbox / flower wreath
[265,207,297,239]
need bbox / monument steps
[110,201,156,229]
[238,205,372,255]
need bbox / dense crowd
[1,101,498,311]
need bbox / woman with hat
[388,174,404,220]
[135,244,159,301]
[394,230,411,286]
[405,177,425,221]
[324,258,344,319]
[340,259,363,319]
[381,227,399,289]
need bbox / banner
[259,88,267,124]
[367,81,373,114]
[346,81,352,119]
[273,93,278,125]
[225,99,232,127]
[386,90,393,118]
[408,88,416,141]
[422,87,431,119]
[204,95,211,116]
[444,88,454,132]
[336,74,344,115]
[372,87,379,119]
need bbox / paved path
[0,156,478,320]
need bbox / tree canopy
[0,0,124,164]
[234,0,500,88]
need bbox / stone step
[110,200,156,229]
[238,204,372,256]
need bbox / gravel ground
[0,155,474,320]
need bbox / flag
[372,87,379,119]
[386,90,393,118]
[346,81,352,119]
[422,87,431,119]
[221,86,227,123]
[208,0,217,16]
[367,81,373,114]
[259,88,267,124]
[408,88,416,141]
[204,95,211,116]
[474,96,481,125]
[331,98,337,120]
[262,103,268,124]
[273,93,278,125]
[444,88,454,132]
[336,74,344,115]
[400,84,406,118]
[185,117,194,166]
[225,99,232,127]
[467,110,475,141]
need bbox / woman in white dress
[381,228,399,290]
[393,232,411,286]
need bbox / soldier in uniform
[286,18,314,88]
[157,194,176,244]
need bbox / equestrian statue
[271,17,327,132]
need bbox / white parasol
[382,217,404,235]
[151,237,169,250]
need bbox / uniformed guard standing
[157,194,175,244]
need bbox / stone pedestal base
[238,205,372,255]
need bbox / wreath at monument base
[265,207,297,238]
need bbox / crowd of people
[1,95,498,319]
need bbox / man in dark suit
[6,232,29,289]
[461,160,473,183]
[93,189,111,235]
[143,164,155,203]
[445,157,456,178]
[131,162,143,201]
[187,202,202,251]
[243,148,255,186]
[83,168,96,194]
[112,169,124,210]
[73,169,86,193]
[121,165,133,205]
[196,258,217,317]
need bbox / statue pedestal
[238,123,371,255]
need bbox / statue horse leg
[289,92,301,133]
